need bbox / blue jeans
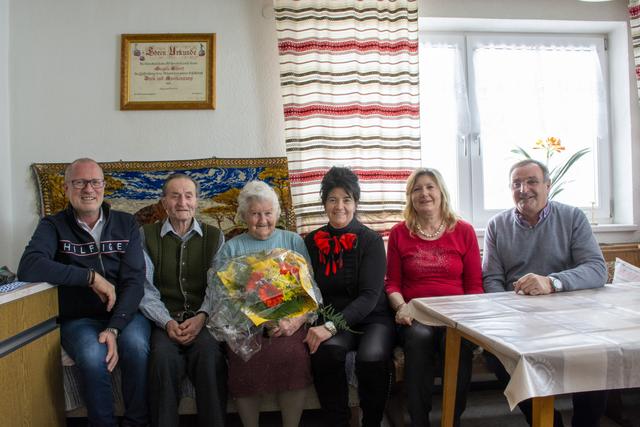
[61,313,151,427]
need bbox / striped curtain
[632,0,640,102]
[274,0,421,237]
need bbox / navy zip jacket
[18,203,144,331]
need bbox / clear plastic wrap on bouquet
[206,248,321,361]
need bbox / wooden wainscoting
[600,243,640,282]
[600,243,640,266]
[0,285,64,427]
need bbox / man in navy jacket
[18,158,150,427]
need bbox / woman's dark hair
[320,166,361,205]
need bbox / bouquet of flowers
[207,248,321,361]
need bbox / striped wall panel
[274,0,421,237]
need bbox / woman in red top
[385,168,483,427]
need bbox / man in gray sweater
[482,159,608,427]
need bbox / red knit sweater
[385,220,483,301]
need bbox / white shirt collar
[160,218,203,239]
[76,208,104,243]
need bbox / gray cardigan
[482,201,607,293]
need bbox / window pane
[419,41,463,211]
[471,41,603,210]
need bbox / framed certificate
[120,33,216,110]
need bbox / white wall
[8,0,285,266]
[420,0,629,21]
[5,0,639,268]
[0,0,12,267]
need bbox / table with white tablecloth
[408,283,640,427]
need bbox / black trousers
[400,322,474,427]
[311,320,396,427]
[148,326,228,427]
[484,352,609,427]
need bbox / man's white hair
[64,158,102,181]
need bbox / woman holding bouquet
[215,180,313,427]
[304,166,395,427]
[385,168,483,427]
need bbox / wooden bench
[62,348,360,419]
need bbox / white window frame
[418,18,640,245]
[465,32,611,226]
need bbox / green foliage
[510,146,532,160]
[510,142,590,200]
[318,304,362,334]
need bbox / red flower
[279,261,299,276]
[258,282,284,308]
[246,271,263,292]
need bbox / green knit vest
[143,222,221,316]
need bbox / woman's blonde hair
[403,168,458,235]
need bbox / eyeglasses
[69,179,105,189]
[510,179,541,190]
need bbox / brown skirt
[227,327,312,397]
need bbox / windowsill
[475,224,640,243]
[591,224,638,233]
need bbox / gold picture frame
[120,33,216,110]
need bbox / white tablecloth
[408,283,640,409]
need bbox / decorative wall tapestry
[274,0,421,237]
[631,0,640,102]
[31,157,295,239]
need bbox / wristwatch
[549,276,563,293]
[105,327,119,338]
[323,321,337,336]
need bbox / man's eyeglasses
[69,179,105,189]
[510,179,540,190]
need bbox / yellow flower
[512,135,590,200]
[531,136,565,154]
[215,248,319,326]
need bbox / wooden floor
[65,386,640,427]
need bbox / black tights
[484,352,609,427]
[311,321,396,427]
[401,322,474,427]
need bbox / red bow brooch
[313,230,358,276]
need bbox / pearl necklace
[416,221,445,239]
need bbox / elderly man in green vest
[139,173,227,427]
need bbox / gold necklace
[416,221,444,238]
